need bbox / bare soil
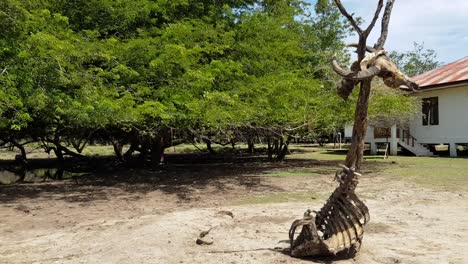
[1,155,467,264]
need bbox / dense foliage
[0,0,417,163]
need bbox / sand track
[1,172,467,264]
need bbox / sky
[305,0,468,64]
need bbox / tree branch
[374,0,396,49]
[58,144,88,160]
[334,0,362,35]
[284,123,309,131]
[364,0,384,36]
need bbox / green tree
[2,0,410,164]
[389,42,440,77]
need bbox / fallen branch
[196,228,213,245]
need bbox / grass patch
[81,145,116,156]
[288,147,347,161]
[377,156,468,191]
[288,145,468,191]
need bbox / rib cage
[289,165,370,257]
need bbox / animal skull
[332,48,419,99]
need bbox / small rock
[15,205,30,214]
[217,210,234,218]
[199,228,211,238]
[196,238,213,245]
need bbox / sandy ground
[1,163,467,264]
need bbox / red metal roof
[412,56,468,88]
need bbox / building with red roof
[345,56,468,157]
[412,56,468,89]
[407,56,468,157]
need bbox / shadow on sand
[0,152,389,204]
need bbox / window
[422,97,439,126]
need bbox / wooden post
[334,0,396,172]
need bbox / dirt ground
[1,156,467,264]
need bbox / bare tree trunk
[288,0,400,258]
[345,80,372,171]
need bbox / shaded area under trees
[0,0,419,167]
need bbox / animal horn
[346,43,377,53]
[403,79,419,91]
[332,58,381,80]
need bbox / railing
[399,129,416,148]
[373,127,391,139]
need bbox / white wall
[344,125,374,142]
[409,84,468,144]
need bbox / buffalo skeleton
[288,0,418,258]
[332,45,418,100]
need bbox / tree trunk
[247,137,255,154]
[276,140,289,162]
[56,143,88,160]
[123,143,137,160]
[205,139,216,155]
[53,147,64,162]
[345,79,372,171]
[70,138,88,153]
[111,141,124,161]
[10,139,28,164]
[267,137,273,161]
[150,138,165,167]
[316,137,325,147]
[139,145,149,161]
[273,139,279,156]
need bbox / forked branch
[334,0,385,59]
[374,0,396,49]
[364,0,384,36]
[334,0,362,35]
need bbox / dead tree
[289,0,418,257]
